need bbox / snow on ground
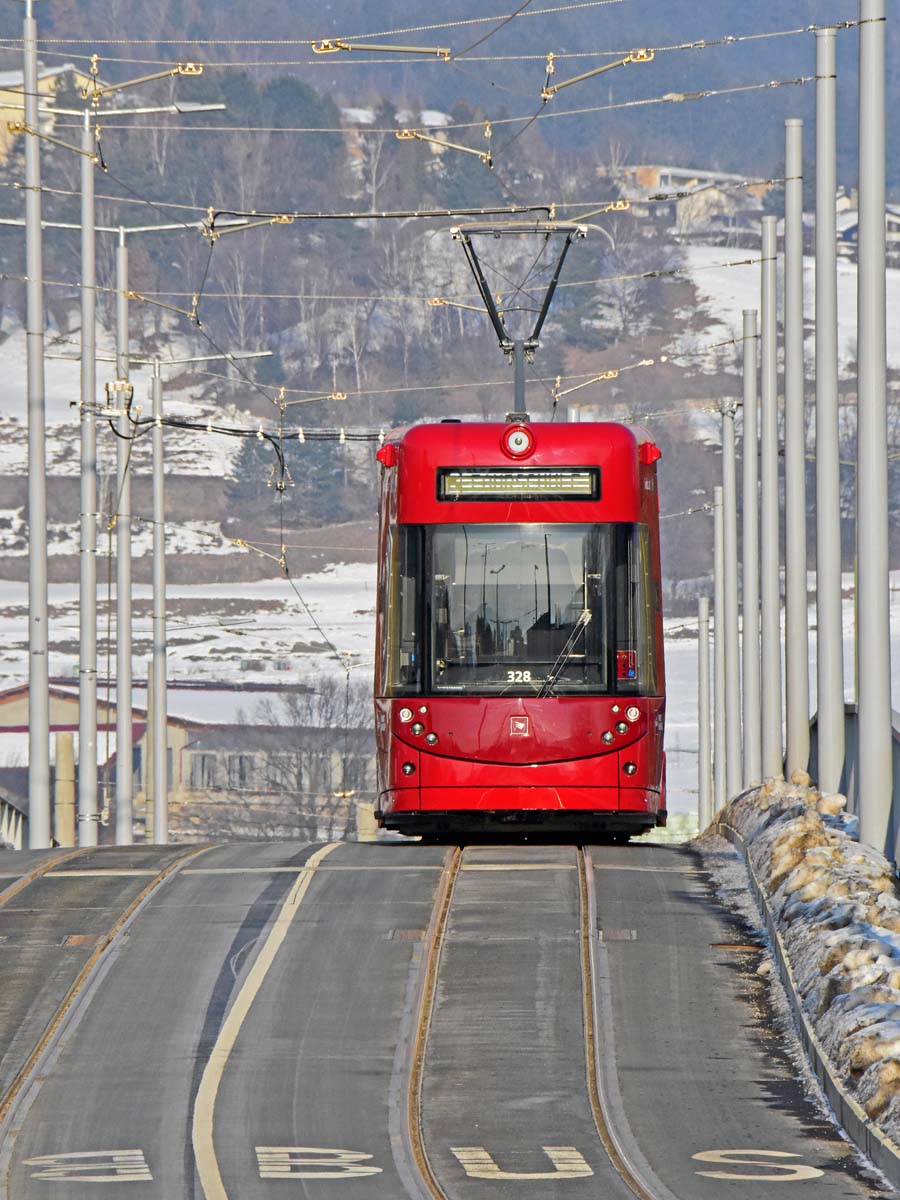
[700,777,900,1142]
[696,834,895,1193]
[0,510,232,557]
[0,324,248,478]
[683,245,900,373]
[0,560,376,690]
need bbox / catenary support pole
[784,119,810,778]
[24,0,50,847]
[856,0,893,857]
[815,29,845,797]
[151,366,168,844]
[713,487,726,814]
[721,398,742,797]
[741,310,762,787]
[698,595,712,830]
[78,110,98,847]
[760,216,783,778]
[115,229,133,845]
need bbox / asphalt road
[591,840,888,1198]
[0,836,893,1199]
[1,840,447,1200]
[421,844,636,1199]
[0,844,192,1103]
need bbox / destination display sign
[438,467,600,502]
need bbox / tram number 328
[506,670,532,683]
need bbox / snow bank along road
[0,839,885,1198]
[710,777,900,1191]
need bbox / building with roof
[0,64,103,165]
[0,768,27,850]
[837,205,900,265]
[0,683,375,844]
[598,163,775,244]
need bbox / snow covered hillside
[0,245,896,826]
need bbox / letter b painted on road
[256,1147,382,1179]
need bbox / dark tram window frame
[384,521,660,700]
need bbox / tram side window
[387,525,422,694]
[614,525,659,695]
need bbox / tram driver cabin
[373,419,665,839]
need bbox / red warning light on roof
[377,444,399,468]
[501,424,535,459]
[638,442,662,465]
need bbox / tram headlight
[625,706,640,723]
[425,733,438,746]
[615,721,628,734]
[399,707,414,723]
[411,722,425,736]
[623,762,637,776]
[401,762,416,776]
[602,731,614,744]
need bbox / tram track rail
[403,844,462,1200]
[406,841,676,1200]
[578,845,679,1200]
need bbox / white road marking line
[460,864,575,871]
[23,1149,152,1181]
[183,864,443,875]
[256,1147,382,1179]
[45,870,161,878]
[451,1146,593,1180]
[594,864,699,874]
[191,842,339,1200]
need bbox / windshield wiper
[536,610,592,698]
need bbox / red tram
[373,419,666,838]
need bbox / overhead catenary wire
[3,9,868,710]
[0,14,862,69]
[41,74,826,137]
[0,250,776,311]
[552,332,760,402]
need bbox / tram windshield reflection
[428,523,651,696]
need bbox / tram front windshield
[386,523,658,697]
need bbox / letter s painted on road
[693,1149,825,1181]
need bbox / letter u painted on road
[451,1146,593,1180]
[256,1147,382,1179]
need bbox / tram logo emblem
[509,716,530,737]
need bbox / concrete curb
[714,819,900,1191]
